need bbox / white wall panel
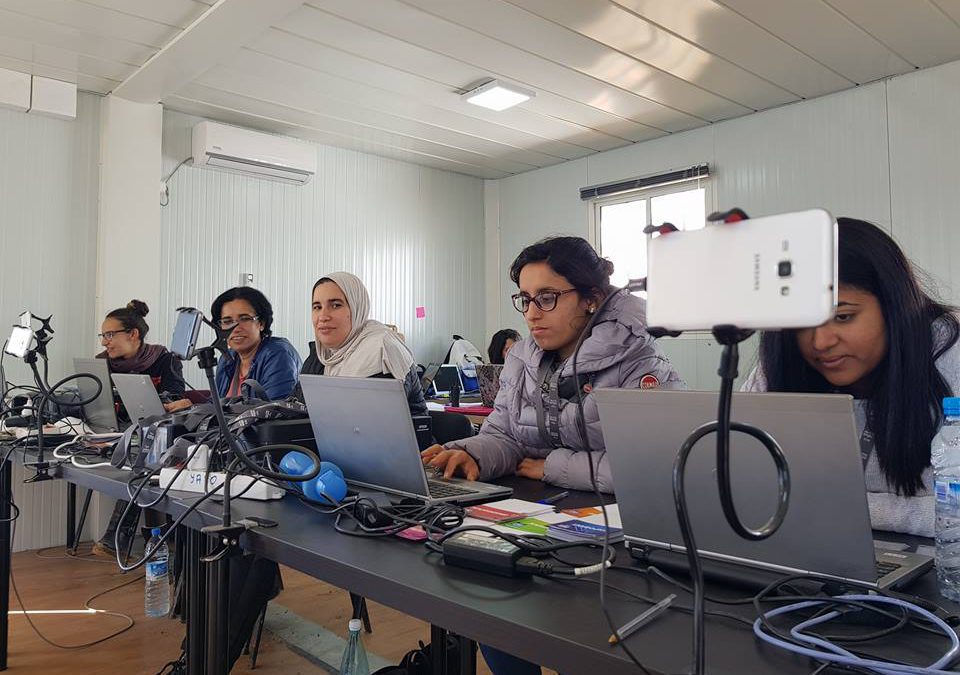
[0,92,101,550]
[158,110,486,388]
[887,59,960,302]
[714,82,891,224]
[495,158,589,334]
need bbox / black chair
[429,411,476,444]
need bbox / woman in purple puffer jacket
[422,235,683,493]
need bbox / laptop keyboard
[875,559,901,579]
[426,477,476,498]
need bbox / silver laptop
[299,375,512,504]
[111,373,166,422]
[595,389,932,589]
[73,357,121,433]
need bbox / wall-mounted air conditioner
[191,121,316,185]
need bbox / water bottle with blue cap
[933,397,960,600]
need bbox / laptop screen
[432,364,463,396]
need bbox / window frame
[588,176,715,339]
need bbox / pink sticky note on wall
[416,306,426,319]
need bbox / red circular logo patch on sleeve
[639,374,660,389]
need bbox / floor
[5,542,514,674]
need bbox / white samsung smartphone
[4,326,34,358]
[645,208,837,332]
[170,308,203,360]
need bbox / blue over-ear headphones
[279,451,347,504]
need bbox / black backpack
[373,637,463,675]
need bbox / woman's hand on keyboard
[421,445,480,481]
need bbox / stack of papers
[547,519,623,544]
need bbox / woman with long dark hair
[744,218,960,536]
[487,328,521,365]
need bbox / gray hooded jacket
[445,290,683,492]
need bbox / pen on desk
[608,593,676,646]
[538,490,570,506]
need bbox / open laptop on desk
[111,373,166,422]
[594,389,932,589]
[421,363,442,394]
[299,374,512,504]
[73,357,122,433]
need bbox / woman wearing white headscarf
[292,271,427,415]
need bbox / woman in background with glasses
[210,287,302,400]
[98,299,188,409]
[422,236,683,494]
[94,299,188,556]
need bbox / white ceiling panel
[0,0,182,49]
[933,0,960,25]
[400,0,761,118]
[504,0,798,108]
[165,93,511,179]
[191,65,542,175]
[77,0,214,30]
[608,0,854,98]
[196,54,566,169]
[0,6,156,66]
[249,28,635,154]
[2,0,959,178]
[230,48,597,162]
[717,0,916,84]
[0,35,136,82]
[0,53,119,93]
[824,0,960,68]
[266,10,663,146]
[306,0,707,131]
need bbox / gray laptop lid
[73,357,119,432]
[299,374,433,499]
[595,389,877,584]
[111,373,166,422]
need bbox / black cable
[671,337,791,675]
[7,514,140,649]
[566,287,657,675]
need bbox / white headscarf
[316,271,415,380]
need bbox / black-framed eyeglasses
[511,289,577,313]
[218,315,260,330]
[98,329,132,341]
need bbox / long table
[2,450,957,674]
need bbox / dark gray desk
[2,454,957,675]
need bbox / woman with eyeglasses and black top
[94,300,188,556]
[98,300,188,411]
[210,287,302,400]
[422,236,682,493]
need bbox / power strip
[159,468,284,501]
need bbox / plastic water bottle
[339,618,370,675]
[932,397,960,601]
[144,527,170,618]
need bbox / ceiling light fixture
[461,79,535,111]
